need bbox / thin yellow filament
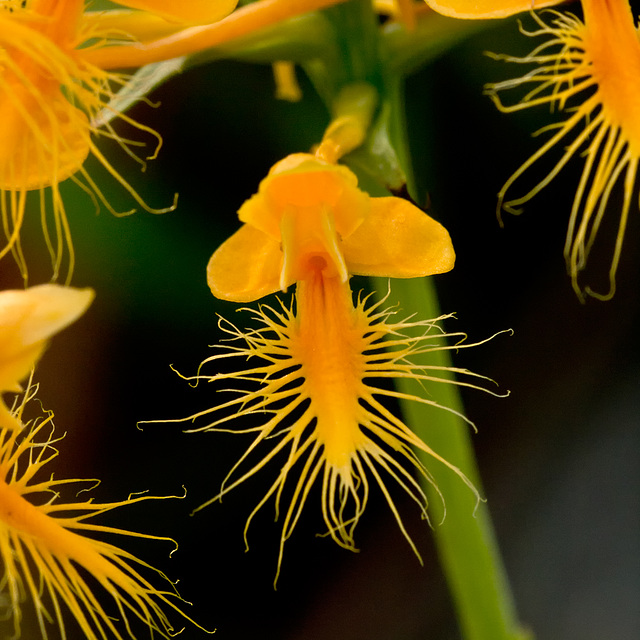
[155,280,503,583]
[486,2,640,299]
[0,388,208,640]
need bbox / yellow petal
[0,343,45,398]
[0,285,94,345]
[81,10,187,44]
[238,153,368,242]
[0,285,94,391]
[0,400,21,432]
[343,197,455,277]
[207,224,286,302]
[423,0,562,19]
[113,0,238,24]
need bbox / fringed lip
[0,385,210,640]
[153,274,507,584]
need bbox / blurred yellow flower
[106,0,238,25]
[422,0,561,19]
[0,284,93,432]
[0,387,204,640]
[84,0,351,70]
[172,153,491,581]
[0,0,237,282]
[486,0,640,299]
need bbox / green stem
[374,276,532,640]
[372,32,531,636]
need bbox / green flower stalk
[383,276,530,640]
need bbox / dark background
[2,6,638,639]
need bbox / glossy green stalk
[126,0,531,635]
[374,276,531,640]
[377,43,531,636]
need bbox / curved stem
[376,276,532,640]
[375,58,531,638]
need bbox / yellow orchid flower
[421,0,562,19]
[0,0,238,282]
[486,0,640,299]
[168,151,498,582]
[208,152,455,300]
[0,386,206,640]
[0,284,93,432]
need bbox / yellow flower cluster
[0,0,238,282]
[1,0,636,636]
[0,0,241,638]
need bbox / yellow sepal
[0,401,21,432]
[113,0,238,24]
[343,197,455,277]
[423,0,562,19]
[0,285,94,347]
[0,343,44,397]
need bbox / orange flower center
[583,0,640,153]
